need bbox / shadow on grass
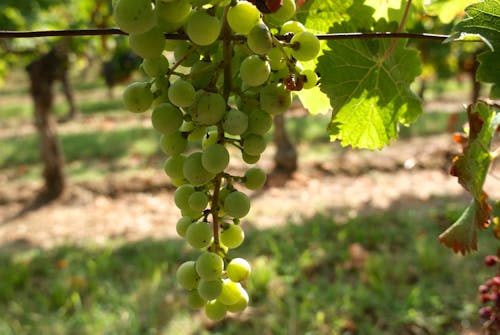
[0,194,494,335]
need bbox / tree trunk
[26,44,68,200]
[272,114,297,175]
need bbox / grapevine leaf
[295,85,331,115]
[317,19,423,149]
[439,102,500,254]
[448,0,500,97]
[424,0,477,24]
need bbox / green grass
[0,199,495,334]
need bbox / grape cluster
[112,0,320,320]
[479,254,500,331]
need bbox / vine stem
[380,0,413,62]
[0,29,451,41]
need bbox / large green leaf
[424,0,477,23]
[317,19,423,149]
[449,0,500,97]
[439,102,500,254]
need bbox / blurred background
[1,1,499,334]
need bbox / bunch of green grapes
[113,0,320,321]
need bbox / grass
[0,198,495,334]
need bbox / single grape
[185,10,221,46]
[129,27,165,59]
[190,61,215,90]
[224,192,251,219]
[226,287,249,313]
[242,152,261,164]
[227,1,261,35]
[243,134,267,156]
[244,167,267,190]
[227,258,251,282]
[246,109,272,135]
[201,144,230,174]
[267,47,287,70]
[142,55,169,77]
[187,290,206,309]
[247,22,273,55]
[218,279,243,305]
[290,31,320,62]
[151,103,184,135]
[155,0,191,24]
[186,221,213,249]
[220,224,245,249]
[281,20,306,34]
[173,41,201,67]
[163,154,186,180]
[176,261,199,290]
[176,216,193,237]
[113,0,154,34]
[196,252,224,280]
[223,108,248,135]
[240,55,271,87]
[259,83,292,115]
[191,91,226,126]
[159,131,188,155]
[168,79,196,108]
[264,0,296,27]
[198,279,223,301]
[188,191,209,212]
[174,184,195,211]
[205,300,227,321]
[123,82,153,113]
[183,152,215,186]
[300,69,319,89]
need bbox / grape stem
[380,0,413,62]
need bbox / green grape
[155,0,191,23]
[176,216,193,237]
[247,109,272,135]
[190,60,215,89]
[202,130,218,149]
[176,261,199,290]
[227,258,251,282]
[281,20,306,34]
[227,1,261,35]
[123,82,153,113]
[198,279,223,300]
[242,152,260,164]
[218,279,243,305]
[290,31,320,62]
[186,221,213,249]
[224,191,250,219]
[156,16,185,33]
[174,184,195,211]
[152,76,169,92]
[163,154,186,180]
[264,0,296,27]
[165,39,181,51]
[300,69,319,89]
[201,144,230,174]
[181,207,202,219]
[223,108,248,136]
[187,126,207,142]
[129,27,165,59]
[196,252,224,280]
[244,167,267,190]
[168,79,196,108]
[226,286,249,313]
[243,134,267,156]
[183,152,215,186]
[205,300,227,321]
[142,55,169,77]
[187,290,206,309]
[191,91,226,126]
[220,224,245,249]
[259,83,292,115]
[240,55,271,87]
[247,22,273,55]
[151,103,184,135]
[173,41,201,67]
[185,10,221,46]
[159,131,187,155]
[267,47,287,71]
[188,191,209,212]
[113,0,154,34]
